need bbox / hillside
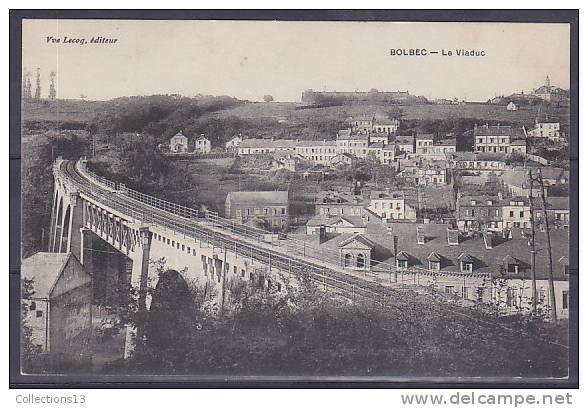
[21,99,106,128]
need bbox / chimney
[447,228,459,246]
[315,225,327,244]
[483,231,494,249]
[416,226,425,245]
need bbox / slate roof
[450,152,506,161]
[338,234,376,249]
[473,125,526,139]
[435,138,457,146]
[321,222,571,280]
[368,142,384,149]
[395,135,414,144]
[239,139,299,149]
[226,190,289,205]
[306,215,366,228]
[21,252,87,299]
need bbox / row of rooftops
[313,221,569,280]
[458,194,569,210]
[473,124,527,139]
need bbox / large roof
[348,223,570,280]
[307,215,366,228]
[337,132,369,141]
[474,125,526,139]
[450,152,506,161]
[21,252,83,299]
[226,190,289,205]
[395,135,414,144]
[239,138,298,149]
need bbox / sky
[22,20,571,102]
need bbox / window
[344,253,352,267]
[562,291,569,310]
[477,287,484,302]
[461,262,473,273]
[396,259,408,269]
[429,261,440,271]
[509,211,514,217]
[445,286,455,295]
[357,253,366,269]
[461,287,469,299]
[36,310,43,318]
[519,211,524,218]
[241,269,246,278]
[506,288,516,307]
[182,244,185,251]
[564,265,569,275]
[29,301,36,311]
[233,266,237,275]
[507,263,519,274]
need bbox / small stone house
[21,252,92,366]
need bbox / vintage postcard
[14,14,576,385]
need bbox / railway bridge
[48,158,414,356]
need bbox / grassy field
[22,99,106,125]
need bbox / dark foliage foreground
[106,271,568,378]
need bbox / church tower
[545,75,551,88]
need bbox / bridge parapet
[58,158,490,307]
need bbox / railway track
[58,160,570,350]
[60,160,407,306]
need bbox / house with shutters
[225,190,289,230]
[473,124,527,154]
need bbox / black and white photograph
[11,11,578,387]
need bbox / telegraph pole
[221,244,227,315]
[537,169,557,321]
[528,169,537,314]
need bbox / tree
[21,278,43,372]
[263,95,274,103]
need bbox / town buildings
[395,135,415,154]
[533,75,569,103]
[225,134,243,151]
[368,190,417,221]
[194,134,212,153]
[168,131,212,154]
[448,152,507,174]
[527,121,562,141]
[169,131,188,152]
[314,190,372,218]
[21,252,92,365]
[225,190,289,230]
[311,221,569,318]
[473,124,527,154]
[415,134,435,155]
